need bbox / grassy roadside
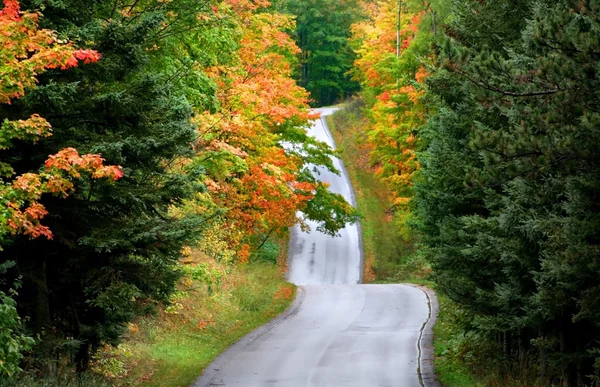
[89,239,296,387]
[327,100,478,387]
[326,99,425,282]
[433,295,482,387]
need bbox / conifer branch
[457,70,560,97]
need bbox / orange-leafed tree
[0,0,121,376]
[0,0,119,245]
[193,0,358,260]
[195,0,316,253]
[351,0,430,204]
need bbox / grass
[328,99,545,387]
[326,99,427,282]
[433,295,482,387]
[0,373,115,387]
[432,294,542,387]
[89,239,296,387]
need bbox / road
[194,108,437,387]
[287,107,362,285]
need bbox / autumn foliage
[351,0,430,205]
[0,0,357,377]
[193,0,321,258]
[0,0,120,242]
[0,0,100,104]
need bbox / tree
[1,0,360,375]
[351,0,432,203]
[1,0,221,372]
[414,0,600,384]
[192,0,359,259]
[0,0,118,244]
[0,0,122,375]
[281,0,364,106]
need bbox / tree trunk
[575,326,583,387]
[503,331,511,360]
[256,229,274,252]
[540,330,549,386]
[559,326,569,386]
[396,0,402,57]
[75,341,91,374]
[33,259,51,333]
[518,328,527,369]
[33,258,58,375]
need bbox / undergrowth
[326,98,429,283]
[434,294,544,387]
[328,99,478,386]
[3,239,295,387]
[0,373,114,387]
[329,99,540,386]
[108,240,295,386]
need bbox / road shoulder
[192,287,306,387]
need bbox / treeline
[279,0,363,106]
[0,0,357,378]
[350,0,600,385]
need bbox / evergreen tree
[415,0,600,384]
[0,0,227,371]
[282,0,363,106]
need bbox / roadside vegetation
[107,241,294,387]
[4,0,600,386]
[337,0,600,386]
[0,240,294,387]
[328,102,476,386]
[326,100,427,283]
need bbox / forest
[342,0,600,386]
[0,0,358,382]
[2,0,600,386]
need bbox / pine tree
[0,0,226,371]
[281,0,363,106]
[415,0,600,384]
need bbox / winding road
[287,107,361,285]
[194,108,438,387]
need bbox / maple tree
[193,0,358,260]
[0,0,119,244]
[350,0,433,206]
[0,0,122,376]
[0,0,359,377]
[0,0,216,373]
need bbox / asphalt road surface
[287,107,362,285]
[194,108,437,387]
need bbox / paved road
[194,108,437,387]
[288,108,361,285]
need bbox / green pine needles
[0,0,220,373]
[281,0,363,107]
[414,0,600,385]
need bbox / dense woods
[281,0,362,106]
[347,0,600,385]
[3,0,600,385]
[0,0,357,379]
[418,1,600,384]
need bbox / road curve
[288,107,362,285]
[194,108,437,387]
[195,285,429,387]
